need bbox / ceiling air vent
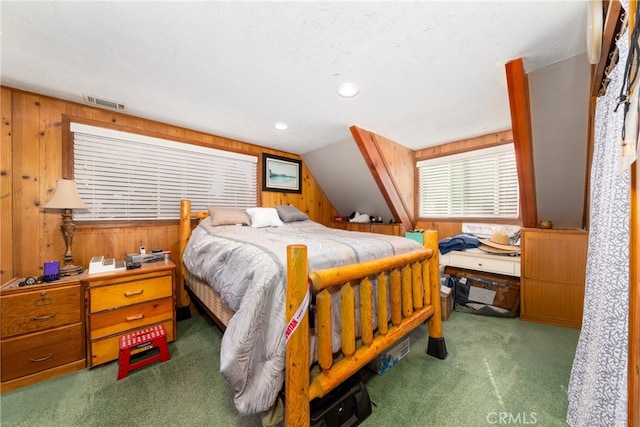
[85,95,127,111]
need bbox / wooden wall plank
[1,88,13,283]
[371,133,416,219]
[13,94,44,277]
[414,130,513,159]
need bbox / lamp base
[60,264,84,277]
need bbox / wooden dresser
[1,276,86,393]
[520,228,588,328]
[331,222,406,236]
[85,260,176,367]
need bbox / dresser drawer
[89,275,172,313]
[90,320,175,367]
[447,252,520,276]
[1,286,83,338]
[90,298,173,340]
[1,323,84,382]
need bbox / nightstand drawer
[90,320,175,367]
[1,324,84,382]
[89,275,172,313]
[447,252,519,276]
[90,298,173,340]
[1,285,83,338]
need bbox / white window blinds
[417,144,519,218]
[71,123,257,220]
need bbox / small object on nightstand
[43,261,60,282]
[88,256,126,274]
[538,220,553,229]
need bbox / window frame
[62,117,260,226]
[415,137,523,225]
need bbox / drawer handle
[30,313,56,321]
[125,314,144,322]
[124,290,144,297]
[30,353,54,363]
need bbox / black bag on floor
[310,375,372,427]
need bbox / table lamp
[43,179,88,276]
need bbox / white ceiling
[1,1,588,154]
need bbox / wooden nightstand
[84,260,176,368]
[1,276,86,393]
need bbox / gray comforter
[182,218,422,415]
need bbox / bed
[178,199,447,426]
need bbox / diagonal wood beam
[505,58,538,228]
[350,125,414,231]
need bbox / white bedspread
[182,219,422,415]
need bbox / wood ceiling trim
[350,125,414,231]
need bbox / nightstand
[1,276,86,393]
[84,260,176,367]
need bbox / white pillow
[246,207,284,228]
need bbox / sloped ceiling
[1,1,588,154]
[303,137,394,220]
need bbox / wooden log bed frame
[178,199,447,426]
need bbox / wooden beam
[627,0,639,423]
[350,126,414,231]
[591,0,624,97]
[505,58,538,228]
[414,130,513,160]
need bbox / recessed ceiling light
[337,82,360,98]
[273,122,288,130]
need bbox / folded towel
[438,233,480,255]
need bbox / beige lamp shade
[44,179,88,210]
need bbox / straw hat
[478,232,520,254]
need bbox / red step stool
[117,325,171,380]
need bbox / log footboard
[178,200,446,426]
[285,230,446,426]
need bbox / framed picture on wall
[262,153,302,194]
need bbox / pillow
[275,205,309,223]
[246,207,284,228]
[208,206,251,226]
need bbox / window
[71,123,257,221]
[417,144,519,219]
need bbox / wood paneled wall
[1,86,525,287]
[0,87,339,285]
[370,132,415,219]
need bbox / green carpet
[0,310,579,427]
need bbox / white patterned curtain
[567,3,630,425]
